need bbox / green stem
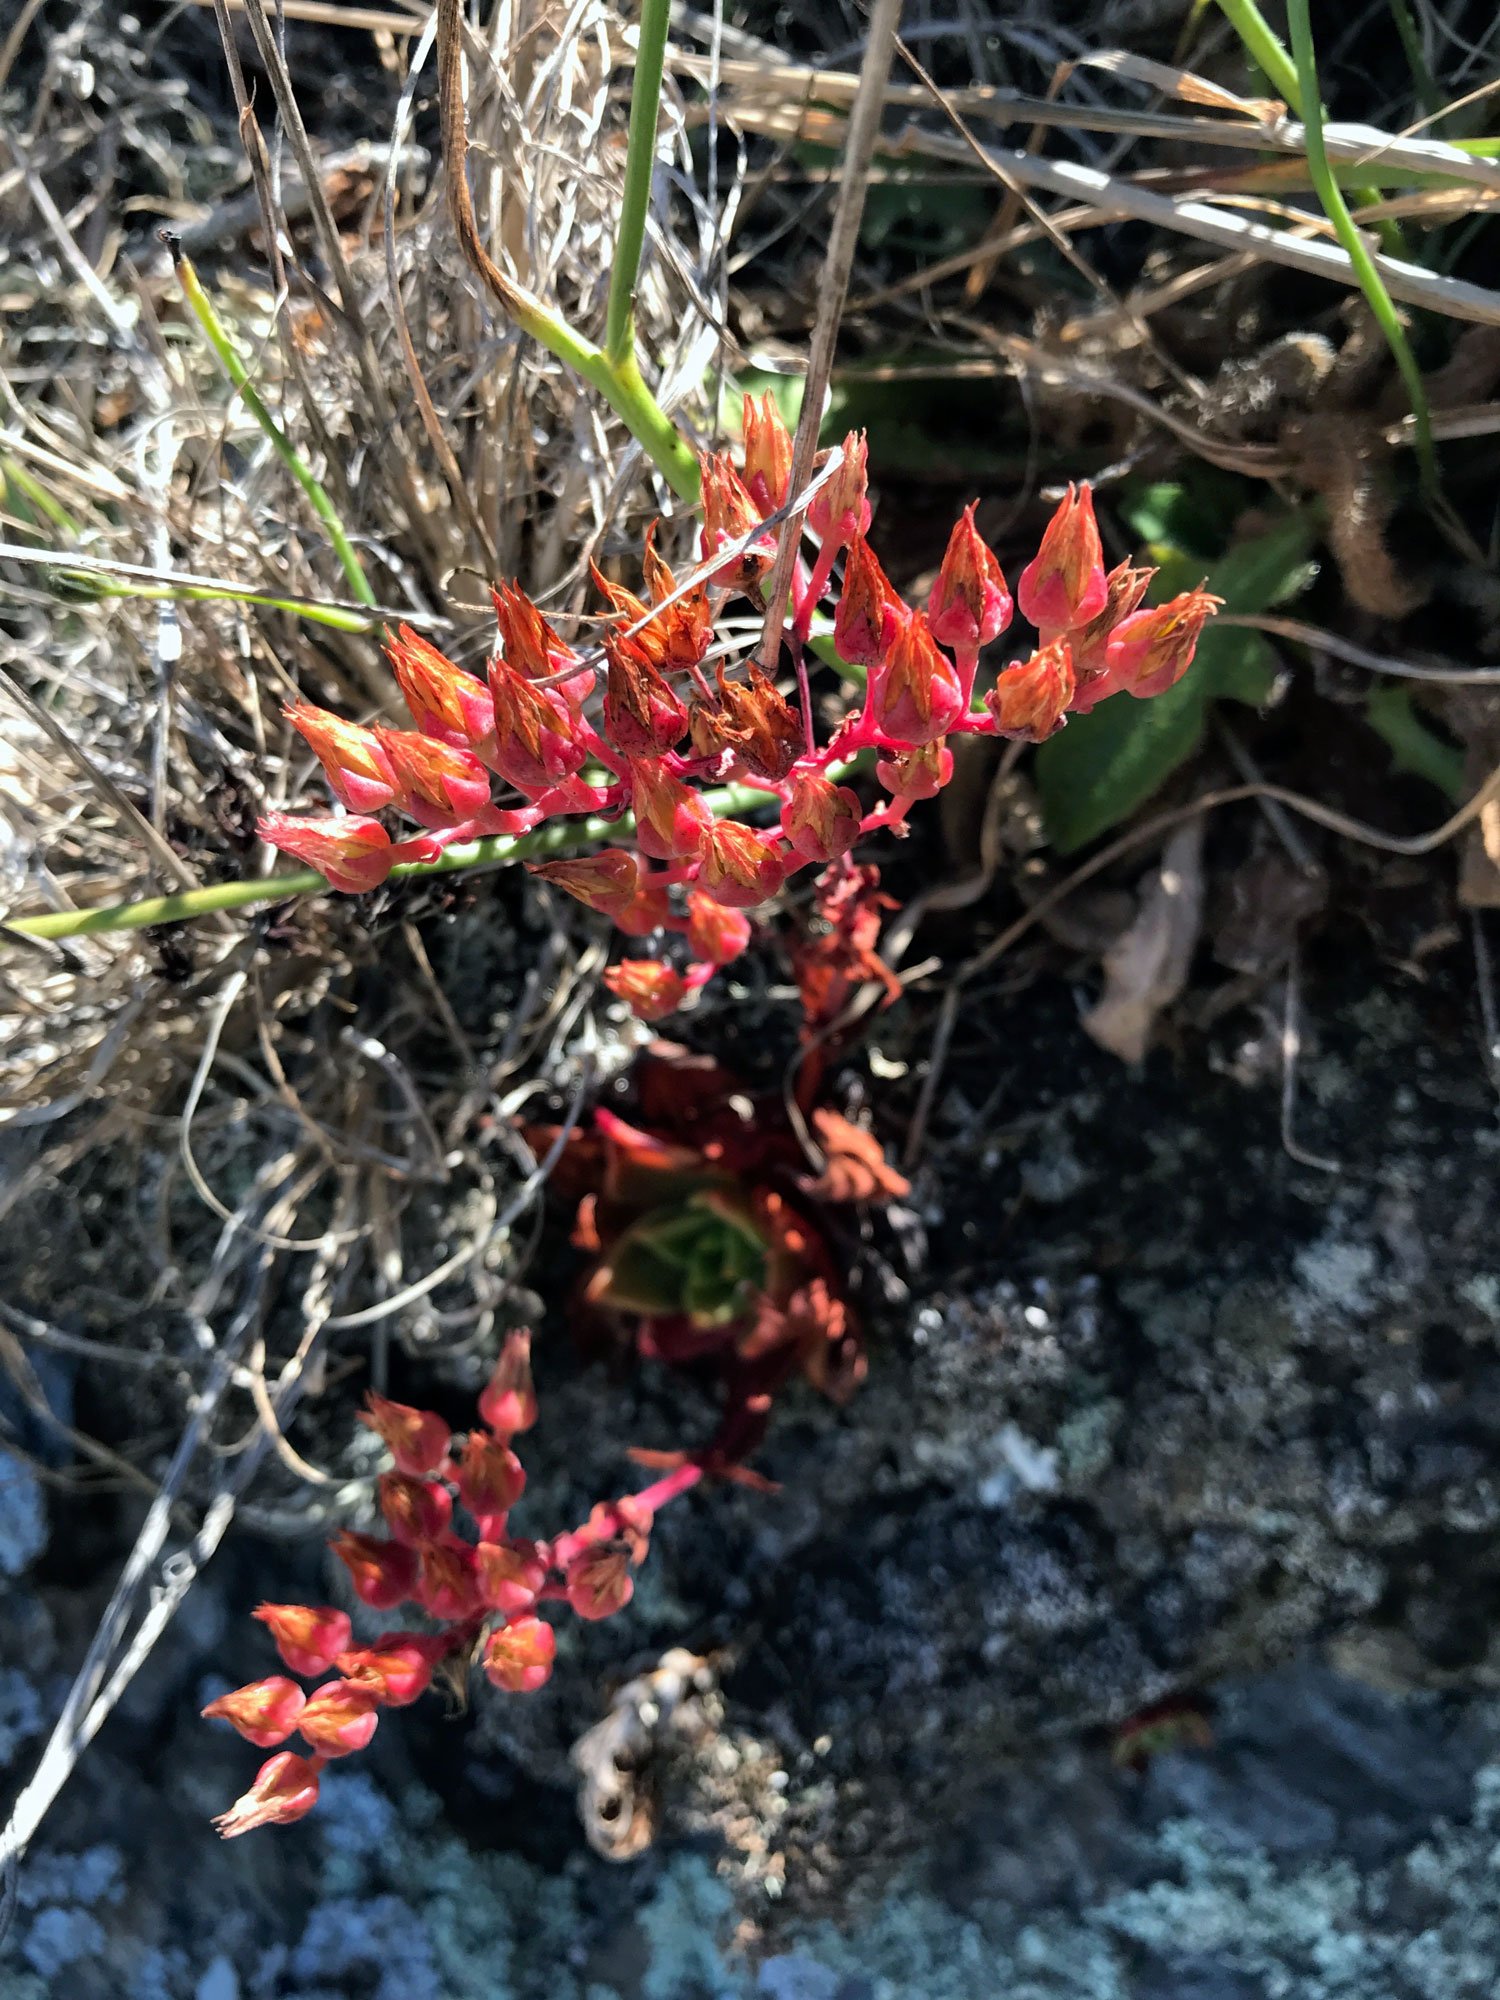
[175,251,378,609]
[605,0,671,371]
[1213,0,1302,110]
[1213,0,1405,255]
[5,770,854,943]
[1285,0,1438,496]
[575,344,701,503]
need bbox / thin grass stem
[172,249,378,608]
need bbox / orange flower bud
[360,1392,451,1477]
[867,612,965,747]
[835,533,907,668]
[331,1530,419,1611]
[488,660,588,794]
[452,1429,526,1535]
[690,664,802,784]
[984,638,1075,743]
[685,889,752,967]
[482,1614,557,1693]
[807,430,872,552]
[742,391,794,513]
[375,728,494,828]
[492,580,592,703]
[415,1540,482,1622]
[927,502,1012,654]
[876,737,953,801]
[1016,482,1107,634]
[202,1675,306,1749]
[639,523,712,674]
[565,1544,635,1621]
[1068,561,1155,690]
[253,1603,354,1678]
[699,451,778,593]
[386,625,494,751]
[335,1632,452,1707]
[478,1329,538,1436]
[285,702,399,814]
[378,1471,454,1547]
[1100,586,1222,699]
[630,757,713,862]
[603,959,691,1023]
[257,813,393,894]
[213,1750,323,1838]
[297,1678,380,1757]
[603,632,689,756]
[528,849,642,923]
[697,818,788,909]
[782,773,863,865]
[475,1541,548,1615]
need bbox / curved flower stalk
[257,401,1220,1018]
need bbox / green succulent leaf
[594,1194,770,1326]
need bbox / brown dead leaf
[1083,821,1205,1063]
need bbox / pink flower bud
[415,1540,482,1623]
[376,727,494,829]
[835,534,906,669]
[603,959,691,1023]
[213,1750,324,1838]
[684,890,752,968]
[478,1330,538,1437]
[807,431,872,554]
[876,737,953,801]
[488,659,588,794]
[297,1678,381,1757]
[984,639,1075,743]
[927,503,1012,653]
[629,758,713,862]
[378,1471,454,1547]
[482,1615,557,1693]
[253,1603,354,1679]
[360,1393,451,1477]
[527,850,642,923]
[1016,483,1108,635]
[697,819,788,909]
[284,703,400,814]
[603,634,689,756]
[1098,586,1222,700]
[336,1633,452,1707]
[475,1541,548,1615]
[257,813,393,894]
[867,613,965,747]
[492,580,593,703]
[614,878,675,939]
[699,452,779,592]
[742,391,793,513]
[332,1530,419,1612]
[202,1676,307,1749]
[781,773,863,866]
[565,1543,635,1621]
[1068,561,1155,693]
[386,626,495,752]
[453,1430,527,1537]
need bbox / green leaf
[1364,686,1464,801]
[1035,509,1319,854]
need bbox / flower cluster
[259,402,1220,1018]
[204,1331,701,1836]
